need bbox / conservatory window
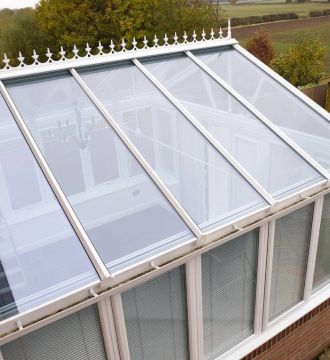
[202,229,258,359]
[313,194,330,291]
[1,305,106,360]
[121,266,189,360]
[269,205,313,321]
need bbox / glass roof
[0,94,97,321]
[195,48,330,171]
[0,40,329,323]
[141,53,323,199]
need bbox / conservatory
[0,20,329,360]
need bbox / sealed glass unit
[202,230,258,359]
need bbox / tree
[36,0,222,52]
[271,38,325,87]
[246,28,275,65]
[0,8,48,64]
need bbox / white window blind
[1,305,106,360]
[313,195,330,291]
[202,230,258,360]
[269,205,313,321]
[121,266,189,360]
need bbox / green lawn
[236,19,330,77]
[223,2,330,18]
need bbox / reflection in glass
[0,95,97,320]
[79,62,267,232]
[6,72,193,273]
[142,54,322,199]
[195,48,330,171]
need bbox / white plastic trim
[262,220,275,330]
[304,197,324,301]
[233,44,330,123]
[0,24,235,80]
[70,67,203,240]
[186,257,204,360]
[97,298,121,360]
[0,349,4,360]
[0,80,110,281]
[111,294,130,360]
[186,50,330,182]
[132,58,276,207]
[254,223,269,335]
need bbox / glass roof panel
[195,47,330,172]
[5,72,193,273]
[142,54,323,200]
[79,62,267,232]
[0,94,98,321]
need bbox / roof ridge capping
[0,19,232,74]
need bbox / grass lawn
[234,17,330,77]
[222,2,330,18]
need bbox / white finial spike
[109,40,115,53]
[32,49,39,65]
[18,52,25,67]
[173,32,178,45]
[132,37,138,50]
[98,41,104,55]
[73,44,79,58]
[59,46,66,60]
[153,34,159,48]
[121,38,127,52]
[46,48,53,62]
[183,31,188,44]
[219,27,223,39]
[164,33,169,46]
[201,29,206,41]
[210,28,215,40]
[227,18,231,39]
[3,53,10,68]
[192,30,197,42]
[143,36,148,49]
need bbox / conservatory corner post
[185,50,330,182]
[132,58,276,208]
[111,294,131,360]
[254,223,269,335]
[186,256,204,360]
[0,80,110,282]
[304,197,324,302]
[97,298,121,360]
[70,67,203,242]
[262,220,276,330]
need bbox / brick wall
[242,298,330,360]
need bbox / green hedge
[231,12,298,27]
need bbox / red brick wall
[242,298,330,360]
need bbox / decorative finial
[227,18,231,39]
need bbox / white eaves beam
[70,68,203,241]
[132,58,276,207]
[0,80,111,282]
[186,50,330,182]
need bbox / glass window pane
[142,54,322,199]
[79,63,267,232]
[0,95,97,320]
[195,48,330,171]
[5,73,192,273]
[313,194,330,291]
[269,205,313,321]
[202,230,258,359]
[122,266,189,360]
[1,305,106,360]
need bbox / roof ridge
[0,19,231,73]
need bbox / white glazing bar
[233,44,330,123]
[195,255,204,359]
[111,294,130,360]
[132,58,276,207]
[186,51,330,181]
[97,298,121,360]
[262,220,276,330]
[70,68,203,240]
[0,349,4,360]
[254,223,269,336]
[0,80,110,281]
[304,197,324,301]
[186,257,203,360]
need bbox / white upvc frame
[132,58,276,207]
[186,256,204,360]
[97,298,121,360]
[304,197,324,301]
[70,67,202,241]
[233,44,330,123]
[0,80,110,281]
[185,50,330,182]
[111,294,130,360]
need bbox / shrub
[246,28,275,65]
[310,10,323,17]
[323,9,330,15]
